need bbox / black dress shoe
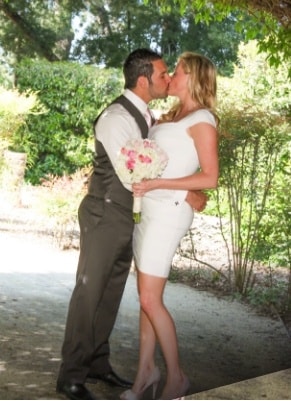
[56,382,97,400]
[87,370,133,388]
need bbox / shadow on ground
[0,230,291,400]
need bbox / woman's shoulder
[186,109,216,127]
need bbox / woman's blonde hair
[160,52,218,124]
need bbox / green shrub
[212,41,291,294]
[0,87,45,143]
[15,59,123,183]
[0,87,46,181]
[217,109,290,291]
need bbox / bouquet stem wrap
[133,196,142,224]
[115,139,168,223]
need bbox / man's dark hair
[123,48,162,89]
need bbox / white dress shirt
[95,89,148,169]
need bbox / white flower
[115,138,168,223]
[115,138,168,184]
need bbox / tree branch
[0,0,60,61]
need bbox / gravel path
[0,188,291,400]
[0,226,291,400]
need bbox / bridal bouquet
[116,138,168,223]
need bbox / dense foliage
[214,41,290,293]
[15,60,123,183]
[72,1,247,74]
[155,0,290,70]
[0,0,289,75]
[0,87,45,166]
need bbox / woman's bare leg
[137,271,189,399]
[126,270,159,397]
[130,307,157,394]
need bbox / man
[56,48,207,400]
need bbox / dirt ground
[0,192,291,400]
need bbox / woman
[121,52,219,400]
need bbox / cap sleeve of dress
[186,109,216,128]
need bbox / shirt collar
[123,89,148,115]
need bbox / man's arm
[185,190,208,212]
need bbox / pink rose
[139,154,152,164]
[126,159,135,170]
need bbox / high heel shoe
[175,376,190,399]
[160,376,190,400]
[120,366,161,400]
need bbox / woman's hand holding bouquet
[115,138,168,223]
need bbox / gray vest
[87,95,149,210]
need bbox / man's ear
[137,75,149,89]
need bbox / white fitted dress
[133,109,216,278]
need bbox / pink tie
[144,108,152,128]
